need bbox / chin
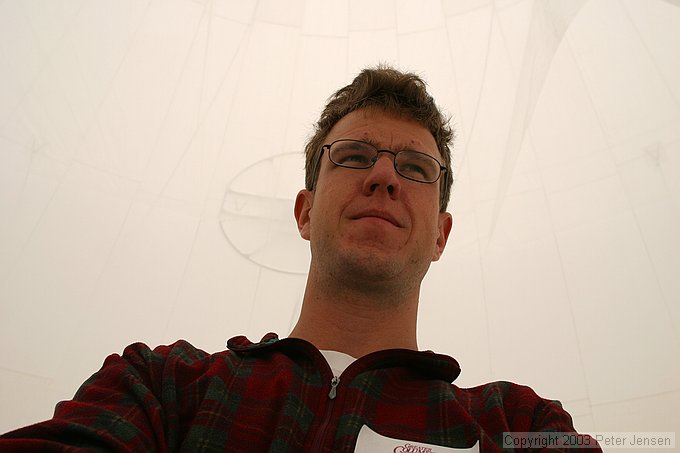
[338,248,402,279]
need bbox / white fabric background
[1,0,679,440]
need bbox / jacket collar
[227,333,461,383]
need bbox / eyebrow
[356,138,423,153]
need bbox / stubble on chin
[317,241,419,302]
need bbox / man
[0,66,599,452]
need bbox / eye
[396,151,439,181]
[399,162,427,178]
[342,153,372,165]
[330,141,375,167]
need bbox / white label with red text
[355,425,480,453]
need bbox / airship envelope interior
[1,0,679,438]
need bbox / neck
[289,267,420,358]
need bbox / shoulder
[119,339,211,363]
[105,334,288,378]
[101,339,216,368]
[454,379,564,409]
[89,339,243,388]
[455,380,544,400]
[452,380,575,430]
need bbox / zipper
[328,376,340,399]
[310,375,341,450]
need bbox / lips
[351,209,402,227]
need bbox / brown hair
[304,65,454,211]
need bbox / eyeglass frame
[311,138,447,187]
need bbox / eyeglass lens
[329,140,441,183]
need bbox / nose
[362,152,401,198]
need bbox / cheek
[314,178,357,213]
[412,212,442,244]
[309,190,343,233]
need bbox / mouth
[352,210,401,228]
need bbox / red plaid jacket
[0,333,600,452]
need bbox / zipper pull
[328,376,340,399]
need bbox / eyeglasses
[317,139,446,184]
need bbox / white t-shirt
[320,350,356,376]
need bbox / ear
[294,189,314,241]
[432,211,453,261]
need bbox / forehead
[326,109,440,159]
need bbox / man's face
[295,108,452,290]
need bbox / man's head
[294,66,454,294]
[304,65,454,213]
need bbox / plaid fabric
[1,333,601,452]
